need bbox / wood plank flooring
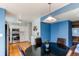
[9,41,31,56]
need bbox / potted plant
[44,40,49,48]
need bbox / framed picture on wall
[33,26,37,31]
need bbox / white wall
[31,17,41,45]
[32,17,41,37]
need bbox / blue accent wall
[51,20,72,47]
[41,20,72,47]
[68,21,72,47]
[50,22,59,42]
[0,8,6,56]
[41,22,51,42]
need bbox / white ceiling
[54,8,79,22]
[0,3,68,23]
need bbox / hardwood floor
[9,41,31,56]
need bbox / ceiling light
[44,3,56,23]
[45,16,56,23]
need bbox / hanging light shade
[44,16,56,23]
[44,3,56,23]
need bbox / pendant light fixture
[44,3,56,23]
